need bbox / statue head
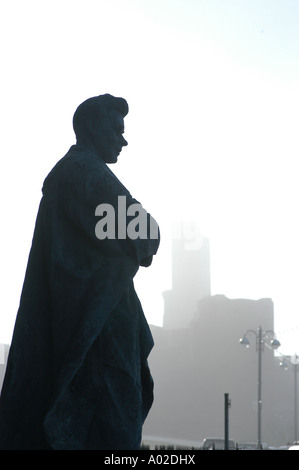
[73,94,129,163]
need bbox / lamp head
[279,359,288,370]
[270,338,281,350]
[240,335,250,348]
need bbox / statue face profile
[73,94,129,164]
[91,110,128,164]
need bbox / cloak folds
[0,145,160,450]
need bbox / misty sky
[1,0,299,354]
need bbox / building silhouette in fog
[163,235,211,329]
[143,232,295,447]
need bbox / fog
[1,0,299,358]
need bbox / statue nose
[122,136,128,147]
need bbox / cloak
[0,145,160,450]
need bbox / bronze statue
[0,94,160,449]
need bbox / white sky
[1,0,299,354]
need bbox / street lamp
[239,326,281,449]
[279,353,299,443]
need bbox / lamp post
[239,326,281,449]
[279,353,299,443]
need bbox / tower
[163,224,211,329]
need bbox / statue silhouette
[0,94,160,450]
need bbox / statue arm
[58,161,160,267]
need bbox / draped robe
[0,145,160,449]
